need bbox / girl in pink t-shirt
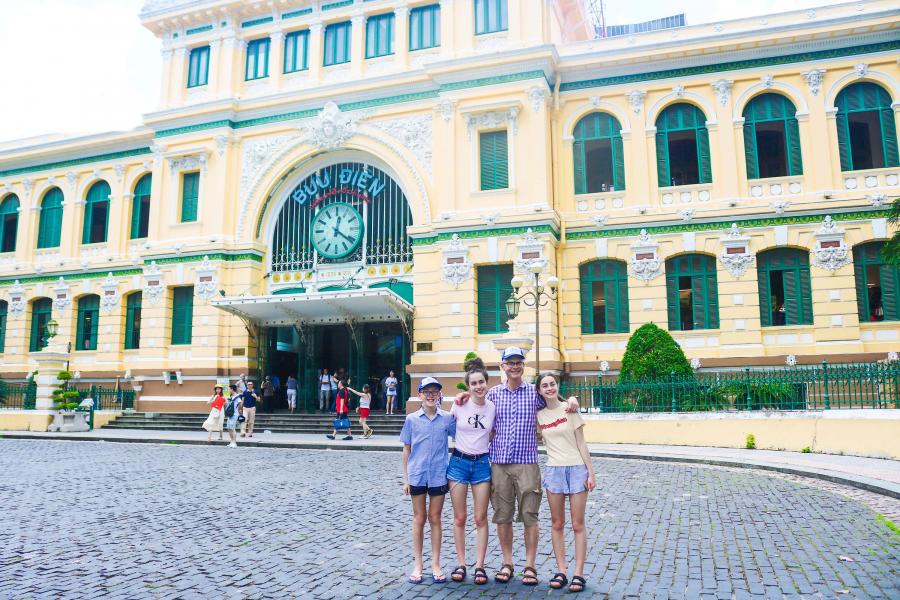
[447,357,495,585]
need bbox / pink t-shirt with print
[451,398,496,455]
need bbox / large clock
[310,202,364,260]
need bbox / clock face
[310,202,364,260]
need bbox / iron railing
[560,361,900,413]
[0,380,37,410]
[73,385,135,411]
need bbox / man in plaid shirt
[458,346,580,586]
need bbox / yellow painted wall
[0,412,54,432]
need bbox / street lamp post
[506,264,559,376]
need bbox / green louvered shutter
[692,261,719,330]
[786,117,803,176]
[836,112,853,172]
[171,286,194,345]
[131,174,152,239]
[853,251,869,321]
[655,131,669,187]
[0,300,7,353]
[743,121,759,180]
[797,265,813,325]
[665,272,679,330]
[573,141,586,195]
[477,265,512,334]
[784,268,799,325]
[697,126,712,184]
[614,270,629,333]
[881,107,900,167]
[181,172,199,223]
[612,134,625,191]
[76,295,99,351]
[30,298,52,352]
[757,258,772,327]
[579,264,592,333]
[881,263,899,322]
[480,131,508,190]
[125,292,142,350]
[37,189,63,249]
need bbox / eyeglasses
[504,361,524,368]
[421,390,441,398]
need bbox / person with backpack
[224,384,242,448]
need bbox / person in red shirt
[203,385,227,442]
[327,380,353,441]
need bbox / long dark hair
[535,372,559,400]
[464,356,489,387]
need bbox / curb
[2,432,898,500]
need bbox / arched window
[76,295,100,351]
[29,298,52,352]
[655,103,712,187]
[665,254,719,331]
[124,292,142,350]
[37,187,64,249]
[573,112,625,194]
[0,194,19,253]
[131,174,152,239]
[757,248,813,327]
[0,299,7,353]
[835,82,899,171]
[83,180,110,244]
[742,93,803,179]
[580,259,629,334]
[853,241,900,323]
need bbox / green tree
[51,370,81,411]
[619,323,692,382]
[882,196,900,265]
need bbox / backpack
[224,398,236,418]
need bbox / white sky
[0,0,853,146]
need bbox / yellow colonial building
[1,0,899,412]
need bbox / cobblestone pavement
[3,440,898,600]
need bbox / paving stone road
[2,440,898,599]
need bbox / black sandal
[569,575,586,593]
[473,567,488,585]
[522,566,539,586]
[450,565,466,582]
[495,564,513,583]
[549,572,568,589]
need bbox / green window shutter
[836,112,852,171]
[284,30,309,73]
[0,195,19,253]
[29,298,52,352]
[171,286,194,345]
[853,249,869,321]
[880,107,900,167]
[366,13,394,58]
[245,38,270,80]
[324,21,351,66]
[573,141,586,195]
[697,126,712,184]
[479,130,509,190]
[783,268,799,325]
[0,300,7,352]
[612,134,625,191]
[181,172,199,223]
[579,265,592,334]
[125,292,142,350]
[82,181,110,244]
[76,295,100,351]
[743,121,759,180]
[785,117,803,176]
[881,263,900,321]
[655,131,669,187]
[665,273,679,330]
[131,174,152,239]
[187,46,209,87]
[409,4,440,51]
[37,188,63,249]
[477,265,512,334]
[757,260,772,327]
[797,265,813,325]
[704,266,720,329]
[614,269,630,333]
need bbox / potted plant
[48,370,91,432]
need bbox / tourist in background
[348,384,374,438]
[224,385,242,448]
[240,381,259,438]
[385,370,399,415]
[319,368,333,412]
[286,375,298,413]
[261,376,275,412]
[326,380,353,440]
[236,373,248,394]
[202,385,226,442]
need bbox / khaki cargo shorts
[490,463,542,528]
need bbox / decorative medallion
[629,229,662,282]
[441,234,472,287]
[719,223,755,278]
[711,79,733,105]
[100,273,120,313]
[302,101,363,150]
[801,69,826,96]
[195,256,218,301]
[7,280,26,319]
[52,277,70,312]
[625,90,646,114]
[811,216,851,272]
[527,86,550,113]
[143,261,165,305]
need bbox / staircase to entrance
[102,412,407,436]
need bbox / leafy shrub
[745,434,756,450]
[801,446,812,453]
[620,323,692,383]
[456,382,467,391]
[51,370,81,411]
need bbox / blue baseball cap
[501,346,526,361]
[418,376,442,392]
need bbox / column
[170,47,188,106]
[350,11,366,77]
[218,33,240,100]
[158,45,173,109]
[308,21,324,84]
[269,29,284,91]
[207,38,222,94]
[58,174,80,260]
[440,0,455,58]
[394,4,409,70]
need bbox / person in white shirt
[348,384,374,438]
[318,368,333,412]
[384,370,399,415]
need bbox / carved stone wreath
[100,273,120,313]
[628,229,662,282]
[143,261,165,306]
[195,256,219,301]
[442,235,472,287]
[52,277,71,312]
[302,101,362,151]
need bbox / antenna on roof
[584,0,607,38]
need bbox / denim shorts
[446,453,491,486]
[542,464,589,495]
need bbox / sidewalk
[3,428,898,499]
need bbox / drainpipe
[549,73,569,375]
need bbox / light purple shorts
[542,464,589,495]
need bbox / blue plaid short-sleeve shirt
[487,382,546,464]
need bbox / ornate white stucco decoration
[679,208,695,221]
[599,360,610,373]
[801,69,826,96]
[761,74,775,89]
[114,164,125,183]
[854,63,868,78]
[435,99,457,123]
[368,114,433,178]
[7,280,26,319]
[441,234,472,287]
[672,85,686,98]
[690,357,702,370]
[150,141,166,164]
[719,223,755,278]
[629,229,662,282]
[238,133,298,221]
[527,86,550,113]
[711,79,733,105]
[888,351,899,362]
[65,171,78,192]
[168,153,208,173]
[868,193,887,208]
[52,277,71,312]
[625,90,647,114]
[215,134,234,157]
[302,101,363,150]
[592,214,607,227]
[786,354,797,367]
[195,255,218,301]
[143,261,165,306]
[100,272,120,313]
[812,216,851,272]
[22,178,33,196]
[514,228,547,276]
[772,200,790,215]
[463,107,519,140]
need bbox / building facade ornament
[719,223,755,278]
[302,101,363,151]
[195,256,218,301]
[214,134,234,157]
[238,133,298,217]
[462,106,519,140]
[761,74,775,88]
[100,273,120,313]
[868,193,887,208]
[679,208,695,221]
[435,99,457,123]
[592,214,607,227]
[168,153,208,173]
[628,229,662,282]
[441,234,472,287]
[801,69,826,96]
[65,171,78,192]
[672,85,685,98]
[52,277,71,312]
[599,360,610,373]
[772,200,790,215]
[514,228,547,275]
[625,90,646,114]
[711,79,733,105]
[690,357,702,370]
[786,354,797,367]
[527,86,550,113]
[143,261,165,305]
[854,63,868,78]
[368,114,433,178]
[7,280,26,319]
[114,164,125,183]
[812,215,851,272]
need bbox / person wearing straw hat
[202,385,227,442]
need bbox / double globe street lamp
[506,263,559,376]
